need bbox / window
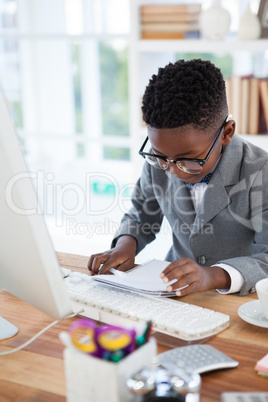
[0,0,132,254]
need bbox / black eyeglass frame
[138,115,231,172]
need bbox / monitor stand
[0,316,19,340]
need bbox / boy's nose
[168,164,183,179]
[168,164,193,181]
[168,162,178,173]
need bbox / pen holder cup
[63,337,157,402]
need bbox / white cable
[0,309,84,356]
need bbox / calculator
[221,393,268,402]
[158,344,239,374]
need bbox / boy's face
[147,121,234,184]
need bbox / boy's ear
[222,120,235,145]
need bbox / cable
[0,309,84,357]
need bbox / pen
[144,320,153,342]
[102,349,124,362]
[136,321,152,347]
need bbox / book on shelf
[225,75,268,135]
[225,77,232,116]
[141,12,200,23]
[249,78,268,135]
[141,32,184,40]
[240,76,251,134]
[232,74,253,135]
[141,30,200,40]
[231,75,242,135]
[259,99,267,134]
[141,21,200,33]
[248,78,260,135]
[140,4,202,15]
[139,3,201,40]
[259,79,268,131]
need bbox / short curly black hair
[142,59,228,131]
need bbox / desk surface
[0,252,268,402]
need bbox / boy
[87,59,268,296]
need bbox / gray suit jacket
[113,135,268,295]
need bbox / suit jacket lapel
[191,135,243,235]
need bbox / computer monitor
[0,87,74,340]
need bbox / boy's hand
[87,235,137,275]
[160,258,231,296]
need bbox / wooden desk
[0,252,268,401]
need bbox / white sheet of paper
[94,259,179,296]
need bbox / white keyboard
[64,271,230,341]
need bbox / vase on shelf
[199,0,231,40]
[238,3,261,40]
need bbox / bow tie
[184,173,212,189]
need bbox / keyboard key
[158,345,239,374]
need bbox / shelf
[130,0,268,155]
[137,38,268,53]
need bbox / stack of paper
[94,259,178,297]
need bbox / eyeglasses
[139,115,231,175]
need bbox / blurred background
[1,0,267,261]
